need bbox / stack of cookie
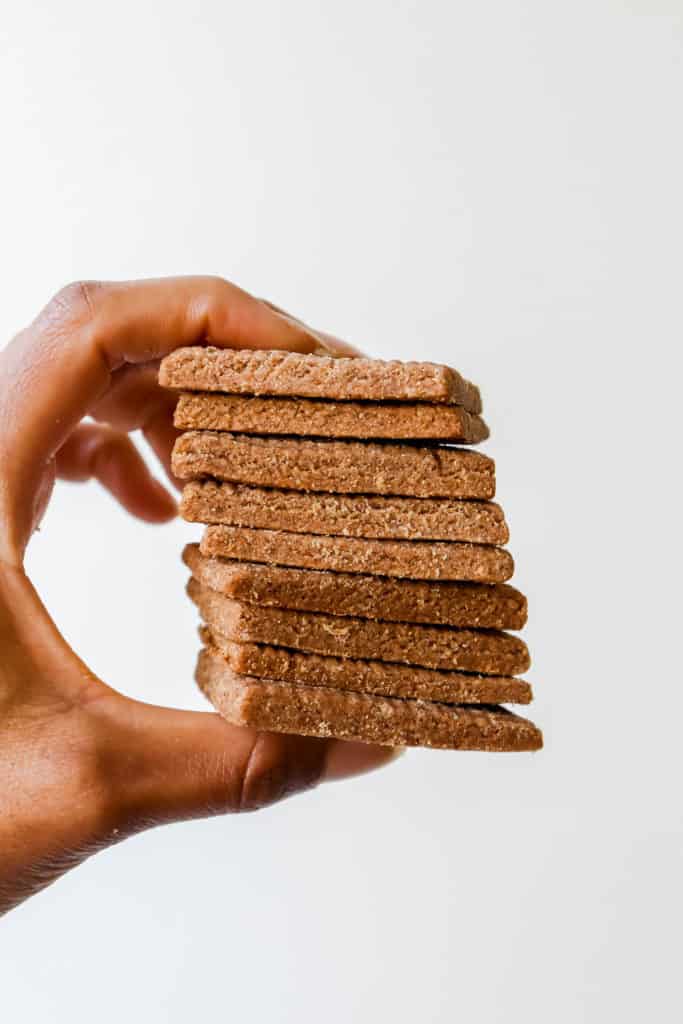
[159,348,542,752]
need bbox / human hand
[0,277,397,916]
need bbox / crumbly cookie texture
[199,627,533,705]
[184,545,525,629]
[172,431,495,500]
[196,646,542,752]
[199,525,513,583]
[160,348,483,413]
[188,578,530,675]
[180,480,508,545]
[173,391,489,443]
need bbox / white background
[1,2,682,1021]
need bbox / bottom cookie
[196,645,543,752]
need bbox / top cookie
[159,348,483,414]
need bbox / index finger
[0,276,329,561]
[1,276,326,456]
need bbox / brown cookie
[160,347,483,413]
[173,392,489,443]
[199,526,512,583]
[188,578,530,674]
[181,480,508,544]
[172,432,495,500]
[196,645,542,752]
[199,627,533,704]
[185,545,525,628]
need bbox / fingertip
[312,330,363,358]
[259,309,325,355]
[150,476,178,509]
[137,479,178,523]
[140,506,178,524]
[323,741,405,783]
[257,298,358,358]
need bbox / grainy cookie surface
[200,525,513,582]
[174,392,489,443]
[188,578,530,674]
[160,347,483,412]
[185,544,525,628]
[181,480,508,544]
[199,628,533,704]
[196,646,542,751]
[172,432,495,499]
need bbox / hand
[0,277,397,916]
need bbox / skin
[0,277,398,917]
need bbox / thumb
[106,697,399,825]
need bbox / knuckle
[203,274,242,307]
[237,733,324,813]
[185,276,237,339]
[201,274,230,292]
[200,275,233,313]
[238,736,285,812]
[43,280,103,328]
[92,429,128,465]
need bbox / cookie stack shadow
[160,347,542,752]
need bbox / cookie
[200,526,513,582]
[196,645,542,751]
[173,392,489,443]
[184,545,525,628]
[199,627,533,704]
[160,348,483,413]
[181,480,508,544]
[188,578,530,674]
[172,432,495,500]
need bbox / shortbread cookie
[188,578,530,674]
[181,480,508,544]
[185,545,525,628]
[172,432,495,500]
[200,526,512,582]
[200,628,533,704]
[196,646,542,751]
[160,348,483,413]
[173,392,489,443]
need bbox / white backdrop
[1,2,682,1021]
